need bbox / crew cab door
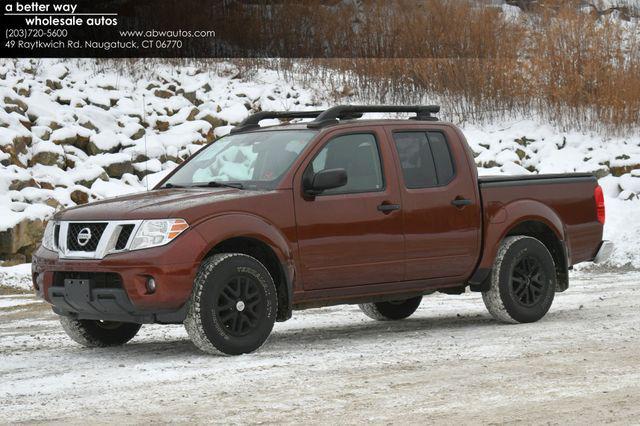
[385,125,481,281]
[293,128,404,290]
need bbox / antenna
[142,94,149,191]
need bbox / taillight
[594,185,605,225]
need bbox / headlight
[129,219,189,251]
[42,221,57,251]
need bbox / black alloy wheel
[215,275,264,337]
[510,255,547,307]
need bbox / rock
[610,164,640,177]
[45,79,63,90]
[9,178,39,191]
[154,89,174,99]
[514,136,535,147]
[1,253,27,266]
[30,151,63,167]
[16,86,30,96]
[65,157,76,169]
[4,104,22,114]
[77,171,108,188]
[45,198,61,209]
[184,91,202,106]
[3,96,28,112]
[0,144,26,167]
[38,181,55,190]
[130,128,145,140]
[104,161,134,178]
[146,83,160,90]
[13,135,32,153]
[155,120,170,131]
[618,190,636,201]
[594,168,610,179]
[198,113,227,128]
[0,218,45,257]
[516,148,527,160]
[70,189,90,205]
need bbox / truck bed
[478,173,602,268]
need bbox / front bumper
[31,230,208,323]
[593,240,614,263]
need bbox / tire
[482,236,557,324]
[59,317,141,347]
[184,253,278,355]
[358,296,422,321]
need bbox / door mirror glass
[305,168,348,195]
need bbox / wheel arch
[193,213,296,321]
[473,200,569,292]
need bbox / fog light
[146,277,156,294]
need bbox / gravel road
[1,269,639,424]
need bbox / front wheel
[482,236,557,323]
[358,296,422,321]
[59,317,141,347]
[184,253,278,355]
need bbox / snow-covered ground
[1,270,639,423]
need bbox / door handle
[451,198,472,208]
[377,203,401,213]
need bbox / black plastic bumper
[48,278,185,324]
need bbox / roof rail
[229,110,324,134]
[306,105,440,129]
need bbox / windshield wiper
[196,181,245,190]
[161,183,185,189]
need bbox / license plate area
[64,278,92,302]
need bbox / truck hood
[56,188,269,223]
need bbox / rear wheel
[59,317,141,347]
[482,236,556,323]
[184,253,277,355]
[359,296,422,321]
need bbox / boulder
[104,161,134,178]
[76,171,108,188]
[29,151,63,167]
[1,253,27,267]
[197,112,227,128]
[70,189,90,205]
[9,178,39,191]
[610,164,640,177]
[154,89,174,99]
[0,218,45,258]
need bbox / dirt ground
[1,270,639,424]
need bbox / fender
[477,199,566,271]
[192,212,297,318]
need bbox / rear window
[392,131,455,189]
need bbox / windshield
[162,130,316,190]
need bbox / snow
[1,270,640,423]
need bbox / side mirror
[304,168,347,196]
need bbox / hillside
[0,58,638,269]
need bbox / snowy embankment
[0,58,638,277]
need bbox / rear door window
[392,131,455,188]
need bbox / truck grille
[67,223,108,252]
[57,220,142,259]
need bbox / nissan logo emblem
[77,228,92,246]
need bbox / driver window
[309,133,384,195]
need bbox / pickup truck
[32,105,612,355]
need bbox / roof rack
[229,110,324,134]
[229,105,441,134]
[307,105,440,129]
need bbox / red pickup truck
[32,105,612,355]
